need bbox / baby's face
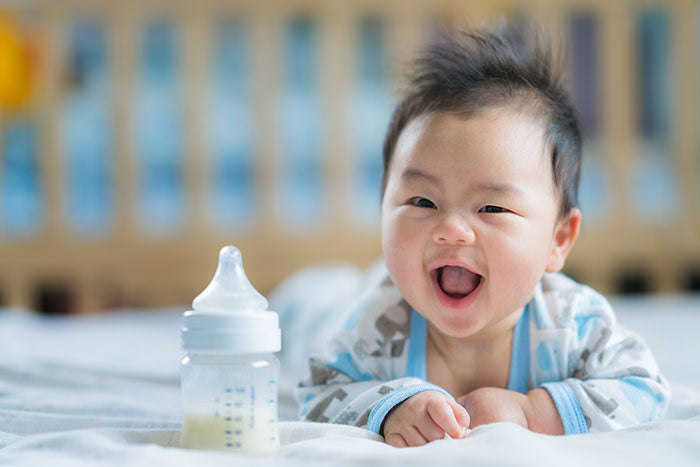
[381,109,570,341]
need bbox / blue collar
[406,303,531,394]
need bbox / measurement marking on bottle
[222,386,238,451]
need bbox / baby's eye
[479,205,508,214]
[409,197,437,209]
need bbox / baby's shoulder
[338,269,411,342]
[328,270,412,377]
[532,273,616,332]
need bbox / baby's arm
[532,280,671,433]
[539,323,671,433]
[299,302,455,431]
[298,355,439,428]
[383,391,469,447]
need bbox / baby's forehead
[397,108,551,160]
[392,109,559,196]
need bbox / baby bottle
[180,246,281,455]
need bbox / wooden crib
[0,0,698,314]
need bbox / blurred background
[0,0,698,315]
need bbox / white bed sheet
[1,265,699,466]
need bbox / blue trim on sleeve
[406,309,427,379]
[367,383,453,434]
[541,381,588,434]
[508,304,531,394]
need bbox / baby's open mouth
[434,266,482,299]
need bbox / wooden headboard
[0,0,698,314]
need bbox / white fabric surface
[2,415,700,467]
[1,264,700,466]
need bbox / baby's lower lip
[431,272,483,310]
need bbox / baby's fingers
[415,416,447,442]
[447,398,470,434]
[426,398,465,439]
[402,425,429,447]
[385,432,408,448]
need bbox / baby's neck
[425,309,523,397]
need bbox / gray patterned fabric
[298,271,671,434]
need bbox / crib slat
[250,1,281,232]
[601,3,635,230]
[112,4,138,241]
[181,3,208,238]
[40,7,66,241]
[671,1,700,251]
[319,1,351,231]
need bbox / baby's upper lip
[428,259,481,277]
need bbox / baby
[298,28,670,447]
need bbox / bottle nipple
[192,245,268,313]
[183,245,280,353]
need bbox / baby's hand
[457,387,564,435]
[456,387,529,429]
[383,391,469,447]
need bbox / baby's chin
[430,305,524,343]
[425,308,487,340]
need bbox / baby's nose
[432,214,475,246]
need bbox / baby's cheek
[383,243,403,277]
[491,248,544,307]
[383,230,417,282]
[385,251,425,309]
[387,256,416,295]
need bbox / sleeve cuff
[541,381,588,435]
[367,383,453,434]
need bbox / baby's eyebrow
[401,167,524,197]
[401,167,438,184]
[475,182,523,197]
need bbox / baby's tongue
[439,266,480,296]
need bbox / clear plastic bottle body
[180,351,280,455]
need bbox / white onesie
[298,271,671,435]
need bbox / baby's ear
[545,208,582,273]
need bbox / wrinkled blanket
[1,263,699,466]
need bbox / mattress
[1,263,699,466]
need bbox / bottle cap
[181,246,281,353]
